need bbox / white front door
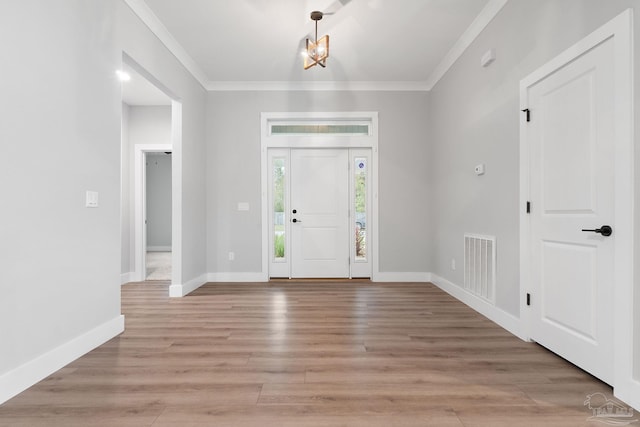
[290,149,349,278]
[526,37,615,384]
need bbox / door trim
[519,9,634,401]
[260,112,379,280]
[134,144,173,282]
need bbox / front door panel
[290,149,349,278]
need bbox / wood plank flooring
[0,282,613,426]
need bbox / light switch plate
[86,191,99,208]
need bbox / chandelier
[303,11,330,70]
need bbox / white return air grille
[464,234,496,303]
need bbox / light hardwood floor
[0,282,613,426]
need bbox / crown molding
[124,0,509,93]
[206,80,431,92]
[123,0,209,89]
[424,0,509,90]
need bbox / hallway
[145,251,171,281]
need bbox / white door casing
[291,149,350,278]
[261,112,378,280]
[520,9,633,397]
[134,144,172,282]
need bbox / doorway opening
[144,152,172,280]
[120,53,182,285]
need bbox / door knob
[581,225,612,236]
[292,209,297,214]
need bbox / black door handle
[292,218,301,223]
[581,225,612,236]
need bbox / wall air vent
[464,234,496,303]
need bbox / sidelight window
[354,157,367,261]
[273,158,286,261]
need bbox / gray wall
[146,153,172,249]
[0,0,207,401]
[121,103,132,274]
[206,91,430,274]
[127,106,172,146]
[428,0,640,350]
[0,0,121,378]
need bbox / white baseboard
[207,272,268,282]
[373,272,431,282]
[120,272,135,285]
[0,314,124,405]
[430,273,525,340]
[169,273,208,297]
[147,246,171,252]
[168,272,271,298]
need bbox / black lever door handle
[292,218,301,223]
[581,225,612,236]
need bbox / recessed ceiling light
[116,70,131,82]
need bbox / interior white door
[291,149,349,278]
[527,37,614,384]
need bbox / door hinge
[521,108,530,122]
[526,201,531,214]
[526,293,531,306]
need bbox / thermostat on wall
[474,164,485,176]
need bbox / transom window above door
[262,112,377,149]
[270,123,370,136]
